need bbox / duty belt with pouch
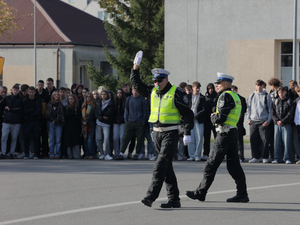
[153,125,180,132]
[216,125,233,134]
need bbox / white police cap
[151,68,170,80]
[214,72,234,84]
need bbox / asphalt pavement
[0,143,299,225]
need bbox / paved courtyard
[0,144,299,225]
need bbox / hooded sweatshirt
[205,83,218,118]
[247,90,272,123]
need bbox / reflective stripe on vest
[149,85,181,124]
[216,91,241,127]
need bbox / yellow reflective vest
[216,91,241,127]
[148,85,181,124]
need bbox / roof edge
[33,0,71,42]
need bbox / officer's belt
[153,125,180,132]
[216,125,235,133]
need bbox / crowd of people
[0,76,299,164]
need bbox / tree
[86,63,118,92]
[0,0,19,38]
[98,0,164,86]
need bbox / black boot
[141,197,153,207]
[226,195,249,203]
[160,200,181,208]
[186,190,206,201]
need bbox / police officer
[131,51,194,208]
[186,73,249,203]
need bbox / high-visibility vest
[148,85,181,124]
[216,90,241,127]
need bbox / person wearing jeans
[95,90,114,160]
[46,90,65,159]
[0,84,23,159]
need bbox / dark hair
[179,82,187,90]
[46,78,54,83]
[268,78,282,87]
[255,79,265,86]
[121,83,129,89]
[66,94,79,111]
[21,84,29,92]
[28,86,35,91]
[277,86,288,92]
[231,85,238,91]
[12,84,20,90]
[83,87,89,92]
[192,81,201,88]
[114,88,126,111]
[289,80,298,86]
[38,80,44,84]
[59,87,66,91]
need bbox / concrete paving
[0,144,299,225]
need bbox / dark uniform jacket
[211,88,237,125]
[0,94,24,124]
[23,96,42,122]
[95,99,114,125]
[130,68,194,135]
[272,97,294,125]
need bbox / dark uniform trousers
[146,129,180,201]
[197,128,247,196]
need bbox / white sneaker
[17,152,25,159]
[272,160,278,164]
[187,157,195,161]
[150,155,156,161]
[195,156,201,162]
[201,155,209,161]
[285,160,292,164]
[138,153,144,160]
[248,158,260,163]
[262,158,269,163]
[99,155,105,160]
[105,154,113,160]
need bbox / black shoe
[186,190,206,201]
[141,197,153,207]
[226,195,249,203]
[0,154,6,159]
[132,154,138,160]
[160,200,181,208]
[115,155,124,160]
[7,154,14,159]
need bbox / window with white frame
[280,42,295,86]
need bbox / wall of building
[165,0,298,97]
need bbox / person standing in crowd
[0,86,8,154]
[59,87,67,107]
[71,84,77,95]
[45,78,56,97]
[271,86,294,164]
[268,78,282,161]
[247,80,272,163]
[231,85,247,162]
[46,90,64,159]
[187,81,206,162]
[293,86,300,164]
[203,83,218,161]
[186,73,249,203]
[131,51,194,208]
[116,87,148,160]
[63,94,82,159]
[65,88,71,96]
[92,90,99,101]
[74,84,84,106]
[288,80,298,102]
[36,80,50,158]
[121,83,131,98]
[112,88,126,158]
[82,92,96,159]
[0,84,24,159]
[95,90,114,160]
[22,86,42,159]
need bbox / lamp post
[293,0,298,83]
[34,0,36,85]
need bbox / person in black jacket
[203,83,218,161]
[0,84,24,159]
[187,81,206,162]
[271,86,295,164]
[231,85,247,162]
[95,90,114,160]
[112,88,126,157]
[63,94,82,159]
[22,86,42,159]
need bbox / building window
[69,0,75,3]
[100,61,113,77]
[98,11,107,20]
[280,42,299,86]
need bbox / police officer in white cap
[131,51,194,208]
[186,72,249,203]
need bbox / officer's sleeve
[211,92,235,125]
[174,88,194,135]
[130,69,152,99]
